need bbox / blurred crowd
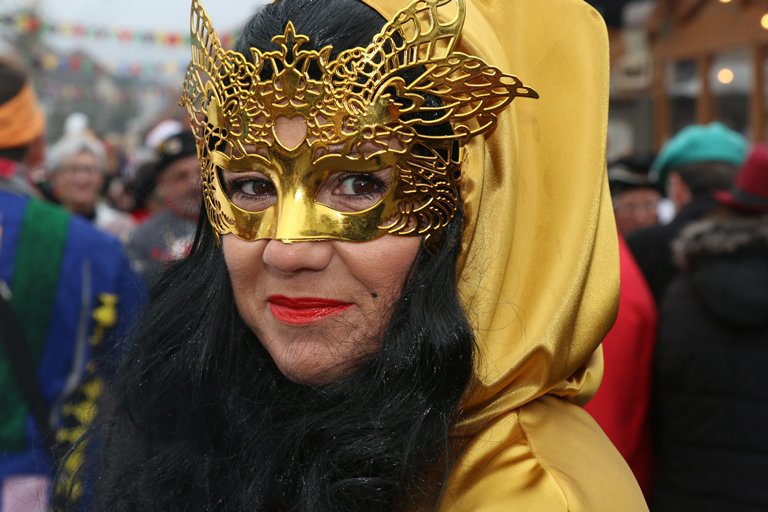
[587,121,768,510]
[0,58,199,511]
[34,114,201,287]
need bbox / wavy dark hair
[61,1,475,511]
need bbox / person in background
[105,177,136,213]
[651,144,768,511]
[46,131,136,243]
[626,122,747,305]
[127,160,163,223]
[609,153,661,235]
[586,153,660,496]
[0,58,144,512]
[0,63,43,197]
[102,132,129,184]
[584,234,657,496]
[125,130,201,286]
[102,132,136,214]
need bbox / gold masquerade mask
[181,0,538,243]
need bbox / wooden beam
[653,58,670,149]
[676,0,707,25]
[652,2,768,60]
[697,54,713,124]
[751,44,766,141]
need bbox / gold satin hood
[360,0,645,510]
[364,0,615,433]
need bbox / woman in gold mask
[66,0,647,510]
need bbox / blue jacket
[0,188,145,488]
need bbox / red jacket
[585,235,657,495]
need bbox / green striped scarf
[0,198,69,452]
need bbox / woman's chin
[273,353,365,386]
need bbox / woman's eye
[315,169,392,213]
[237,179,275,197]
[220,171,277,211]
[333,174,384,197]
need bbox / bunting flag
[1,13,237,48]
[2,12,239,80]
[34,50,189,80]
[42,81,170,103]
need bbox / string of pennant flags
[2,13,237,48]
[37,51,189,79]
[2,12,238,79]
[42,81,170,103]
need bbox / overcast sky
[2,0,267,72]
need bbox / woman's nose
[262,239,334,274]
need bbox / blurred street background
[0,0,264,143]
[2,0,763,157]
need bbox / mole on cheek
[371,292,379,299]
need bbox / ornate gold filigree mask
[181,0,538,243]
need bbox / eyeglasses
[58,164,101,176]
[613,200,658,214]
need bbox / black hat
[131,131,197,207]
[608,153,660,197]
[154,130,197,174]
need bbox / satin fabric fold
[362,0,646,510]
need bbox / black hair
[60,1,475,511]
[608,153,661,198]
[0,61,32,162]
[234,0,386,61]
[672,161,739,197]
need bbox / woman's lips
[267,295,353,326]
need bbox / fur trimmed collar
[674,214,768,271]
[672,214,768,328]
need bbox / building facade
[609,0,768,157]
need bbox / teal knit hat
[651,122,748,186]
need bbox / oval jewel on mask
[273,116,308,152]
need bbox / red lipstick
[267,295,353,325]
